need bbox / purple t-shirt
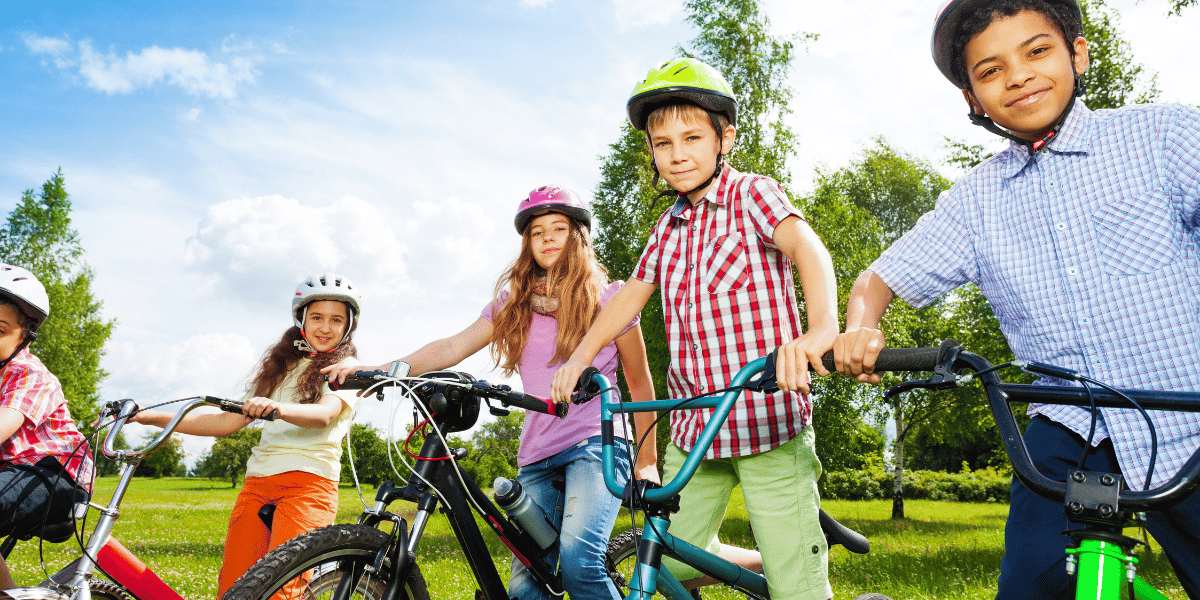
[482,281,639,466]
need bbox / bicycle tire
[221,524,429,600]
[89,579,132,600]
[605,528,641,597]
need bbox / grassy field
[5,477,1188,599]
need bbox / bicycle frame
[349,416,564,600]
[588,357,772,600]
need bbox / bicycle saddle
[819,509,869,554]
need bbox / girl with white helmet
[132,273,365,599]
[326,186,658,600]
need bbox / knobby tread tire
[221,524,429,600]
[605,528,641,597]
[88,579,132,600]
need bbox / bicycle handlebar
[100,397,275,460]
[330,370,567,418]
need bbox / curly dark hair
[248,310,358,404]
[952,0,1082,88]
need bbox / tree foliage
[341,423,394,486]
[1079,0,1160,110]
[135,432,187,478]
[0,170,115,432]
[456,411,523,487]
[193,427,262,487]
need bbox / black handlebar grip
[211,397,280,421]
[817,347,942,373]
[327,370,388,392]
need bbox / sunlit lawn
[6,477,1187,599]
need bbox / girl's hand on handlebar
[242,396,283,422]
[776,326,836,394]
[551,360,590,405]
[321,362,384,386]
[833,328,886,384]
[634,462,661,485]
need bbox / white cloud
[220,34,257,53]
[183,194,412,307]
[24,35,257,98]
[77,40,256,98]
[613,0,682,30]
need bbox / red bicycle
[1,396,275,600]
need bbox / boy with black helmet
[0,265,92,589]
[553,57,839,600]
[835,1,1200,596]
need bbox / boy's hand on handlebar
[550,360,590,405]
[634,463,661,485]
[776,326,836,394]
[833,328,886,384]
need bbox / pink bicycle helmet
[513,186,592,235]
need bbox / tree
[1167,0,1196,17]
[457,411,524,487]
[591,0,858,468]
[193,428,262,487]
[1079,0,1160,110]
[0,170,115,431]
[341,423,394,486]
[135,432,187,478]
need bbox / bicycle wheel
[606,528,642,597]
[221,524,429,600]
[89,579,131,600]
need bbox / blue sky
[2,0,1196,463]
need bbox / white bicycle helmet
[292,273,361,347]
[0,264,50,333]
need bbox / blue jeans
[996,417,1200,599]
[507,436,630,600]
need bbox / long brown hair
[248,304,358,404]
[489,216,608,376]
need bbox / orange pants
[216,471,338,600]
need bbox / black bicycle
[221,370,572,600]
[875,340,1200,600]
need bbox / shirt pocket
[703,232,750,294]
[1091,190,1179,276]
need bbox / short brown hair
[645,102,731,138]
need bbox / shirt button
[688,302,693,308]
[1067,267,1079,276]
[693,343,699,350]
[1080,317,1091,326]
[1056,222,1066,231]
[691,225,697,231]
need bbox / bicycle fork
[1066,539,1167,600]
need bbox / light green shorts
[660,427,831,600]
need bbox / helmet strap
[965,74,1082,156]
[0,337,34,374]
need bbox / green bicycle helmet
[626,58,738,132]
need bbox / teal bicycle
[575,350,937,600]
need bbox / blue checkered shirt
[872,101,1200,490]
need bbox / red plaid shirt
[1,349,92,488]
[633,165,809,459]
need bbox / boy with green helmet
[835,0,1200,597]
[553,57,839,600]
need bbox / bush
[820,462,1011,503]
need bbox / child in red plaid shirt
[552,58,839,600]
[0,265,92,589]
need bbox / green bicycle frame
[1068,539,1166,600]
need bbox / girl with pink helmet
[327,185,658,600]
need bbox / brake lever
[572,367,603,405]
[745,349,780,394]
[883,339,963,400]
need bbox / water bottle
[493,477,558,549]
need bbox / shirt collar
[669,163,737,219]
[1002,99,1093,178]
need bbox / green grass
[5,477,1188,599]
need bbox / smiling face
[962,9,1088,142]
[302,299,349,353]
[647,108,736,203]
[527,212,572,270]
